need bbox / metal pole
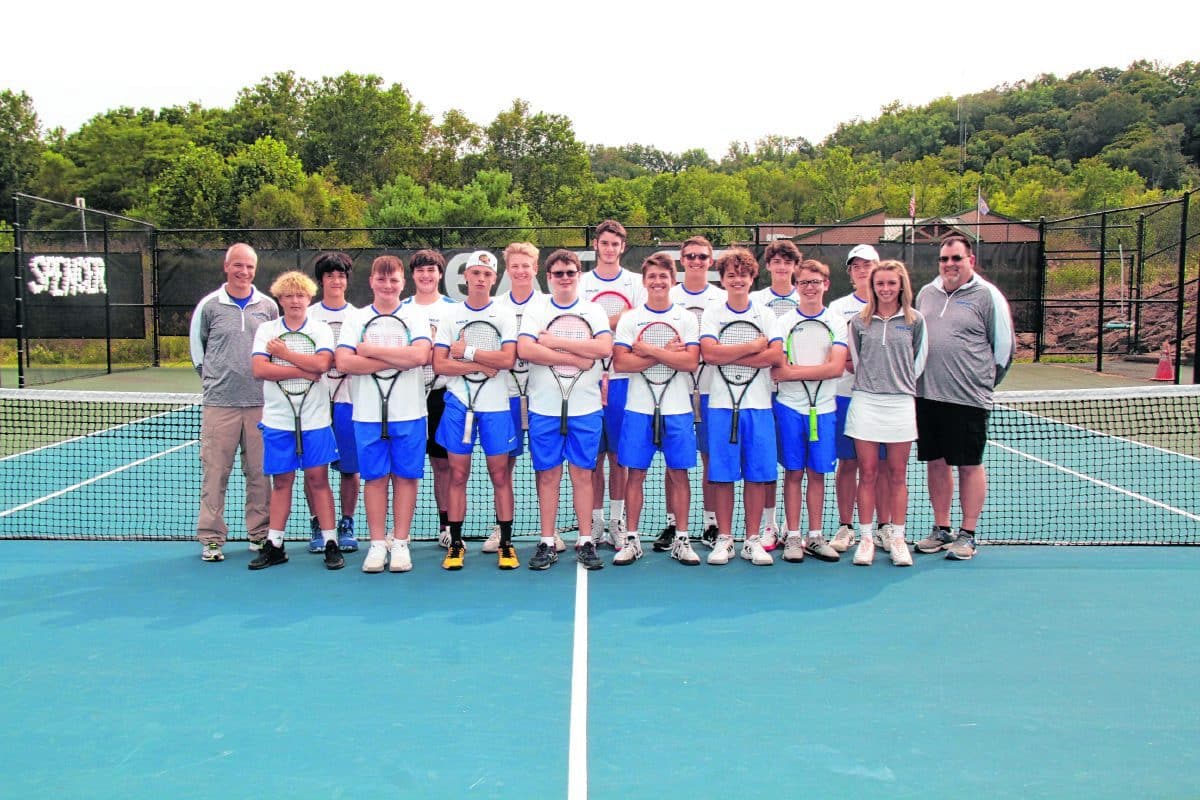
[1176,191,1191,385]
[1097,212,1107,373]
[12,196,26,388]
[1035,218,1046,363]
[151,227,160,367]
[103,217,112,374]
[1132,214,1146,353]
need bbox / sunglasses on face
[939,255,966,263]
[549,270,579,278]
[681,253,710,261]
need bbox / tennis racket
[512,309,530,431]
[638,321,682,446]
[362,313,411,440]
[546,313,594,435]
[591,290,632,371]
[325,320,346,413]
[767,295,799,319]
[271,331,317,455]
[422,321,438,396]
[685,305,706,423]
[786,319,835,441]
[717,320,763,444]
[458,320,503,444]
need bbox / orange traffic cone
[1153,342,1174,381]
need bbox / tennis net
[1,385,1197,544]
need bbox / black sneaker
[528,541,558,571]
[652,525,677,552]
[323,539,345,570]
[249,540,288,570]
[576,541,604,570]
[701,524,719,550]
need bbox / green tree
[422,109,484,187]
[0,90,44,223]
[301,72,432,193]
[227,136,304,214]
[235,173,367,234]
[141,143,230,228]
[225,71,312,154]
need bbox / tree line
[1,61,1196,242]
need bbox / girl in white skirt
[845,260,927,566]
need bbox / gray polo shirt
[915,274,1015,409]
[848,310,928,396]
[189,285,279,407]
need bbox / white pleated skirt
[844,391,917,443]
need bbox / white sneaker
[741,537,774,566]
[553,532,567,553]
[853,535,875,566]
[389,538,413,572]
[362,541,388,573]
[830,524,856,553]
[876,523,893,552]
[437,528,451,549]
[610,517,627,548]
[760,527,781,551]
[482,525,501,554]
[670,536,701,565]
[613,534,643,566]
[707,535,734,565]
[890,532,913,567]
[594,523,616,550]
[782,534,806,563]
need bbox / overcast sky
[4,0,1194,157]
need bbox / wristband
[463,345,477,362]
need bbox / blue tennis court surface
[2,541,1196,798]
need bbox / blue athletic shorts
[696,394,710,455]
[835,395,886,461]
[355,419,427,480]
[617,410,697,471]
[600,378,629,454]
[435,391,518,457]
[774,401,837,473]
[508,395,525,458]
[706,407,778,483]
[260,423,339,475]
[528,410,604,471]
[331,402,359,474]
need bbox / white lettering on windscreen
[26,256,108,296]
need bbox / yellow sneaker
[442,541,465,571]
[497,543,520,570]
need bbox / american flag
[977,188,990,217]
[908,190,916,219]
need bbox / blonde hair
[503,242,540,267]
[860,260,916,324]
[270,270,317,298]
[796,258,829,280]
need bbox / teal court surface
[1,541,1198,799]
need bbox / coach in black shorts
[913,235,1015,561]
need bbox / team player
[827,245,895,553]
[700,248,786,566]
[517,250,613,571]
[492,242,558,554]
[403,250,458,547]
[305,251,360,555]
[612,253,701,566]
[335,256,433,573]
[432,250,519,570]
[248,271,341,570]
[846,260,927,567]
[667,236,726,550]
[770,259,848,563]
[750,240,804,550]
[580,219,643,548]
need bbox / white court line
[0,440,197,517]
[991,441,1200,523]
[568,561,589,800]
[0,405,194,462]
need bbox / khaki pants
[197,406,270,545]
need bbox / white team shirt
[337,303,432,423]
[669,282,726,395]
[434,300,519,413]
[827,292,869,397]
[309,301,357,404]
[252,317,336,431]
[402,295,457,391]
[518,297,612,417]
[581,267,643,381]
[750,286,801,311]
[614,303,700,417]
[494,289,547,398]
[699,299,781,412]
[773,306,848,416]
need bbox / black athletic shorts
[426,387,448,459]
[915,397,990,466]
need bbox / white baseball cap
[846,244,880,265]
[465,250,498,272]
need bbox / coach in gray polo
[913,234,1015,560]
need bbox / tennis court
[0,365,1197,797]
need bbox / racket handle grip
[808,408,818,442]
[520,395,529,431]
[730,408,740,444]
[462,410,474,445]
[692,390,701,423]
[560,400,569,436]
